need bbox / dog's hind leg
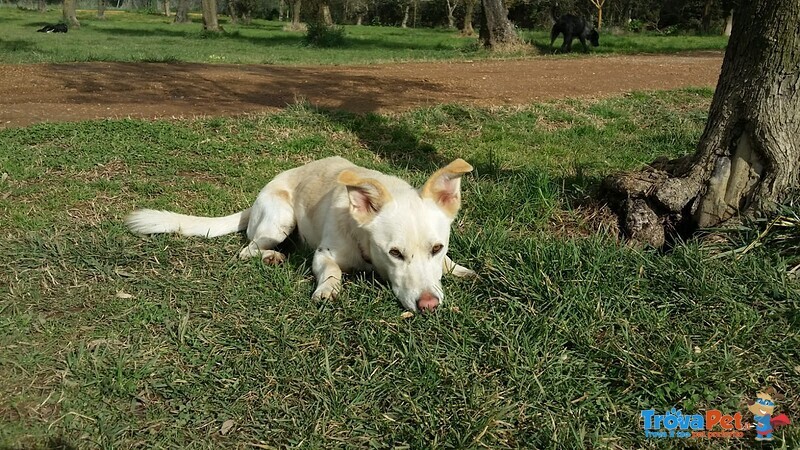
[579,35,588,52]
[444,255,476,278]
[550,26,559,47]
[238,187,295,265]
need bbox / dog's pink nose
[417,292,439,312]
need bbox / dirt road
[0,53,722,128]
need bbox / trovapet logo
[641,408,747,439]
[641,390,792,440]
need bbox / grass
[0,7,728,65]
[1,89,798,448]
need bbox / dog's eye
[389,248,404,260]
[431,244,443,255]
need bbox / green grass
[1,90,798,449]
[0,7,728,65]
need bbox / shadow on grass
[0,38,40,52]
[530,40,594,55]
[312,107,446,170]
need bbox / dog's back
[37,23,68,33]
[550,14,599,52]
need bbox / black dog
[550,14,599,52]
[37,23,68,33]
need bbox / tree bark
[478,0,519,49]
[723,9,733,36]
[201,0,220,31]
[291,0,302,28]
[590,0,605,31]
[63,0,80,28]
[97,0,106,19]
[228,0,239,24]
[174,0,190,23]
[603,1,800,247]
[461,0,475,35]
[445,0,457,29]
[164,0,170,16]
[701,0,714,33]
[318,0,333,26]
[401,4,409,28]
[38,0,46,13]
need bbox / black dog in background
[37,23,68,33]
[550,14,599,52]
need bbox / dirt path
[0,53,722,128]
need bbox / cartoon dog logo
[748,391,791,441]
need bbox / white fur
[125,157,475,311]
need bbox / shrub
[304,21,346,47]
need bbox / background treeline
[7,0,737,33]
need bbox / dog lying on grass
[37,23,68,33]
[125,157,476,312]
[550,14,599,53]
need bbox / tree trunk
[38,0,46,13]
[590,0,605,31]
[478,0,520,49]
[355,14,362,25]
[164,0,170,16]
[201,0,220,31]
[401,4,409,28]
[228,0,239,24]
[723,9,733,36]
[318,0,333,25]
[174,0,190,23]
[63,0,80,28]
[445,0,456,29]
[603,1,800,247]
[97,0,106,19]
[701,0,714,33]
[291,0,302,28]
[461,0,475,35]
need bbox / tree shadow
[0,38,39,52]
[51,61,445,111]
[530,40,593,55]
[312,107,446,170]
[92,26,305,46]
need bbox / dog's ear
[421,159,473,217]
[338,170,392,225]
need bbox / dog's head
[338,159,473,312]
[589,29,600,47]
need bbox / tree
[479,0,520,49]
[590,0,606,30]
[63,0,80,28]
[97,0,106,19]
[174,0,190,23]
[400,1,410,27]
[604,1,800,247]
[38,0,46,13]
[461,0,476,35]
[445,0,458,28]
[201,0,221,31]
[289,0,303,29]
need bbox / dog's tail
[125,208,251,238]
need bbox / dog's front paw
[260,250,286,266]
[311,280,340,301]
[454,266,478,278]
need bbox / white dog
[125,157,476,312]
